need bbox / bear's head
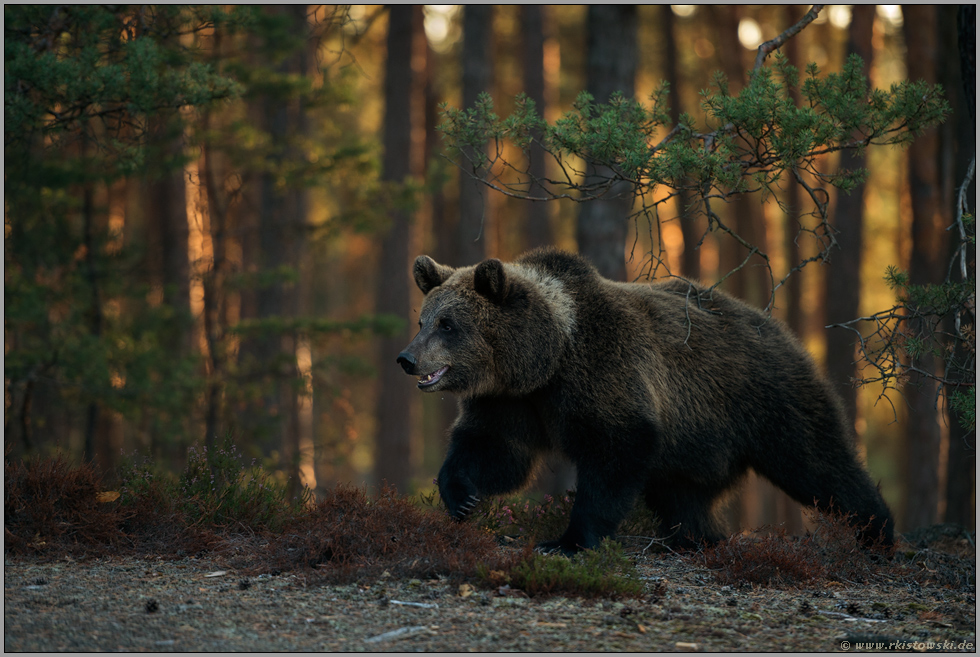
[397,254,575,397]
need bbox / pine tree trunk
[421,27,459,488]
[901,5,950,530]
[374,5,425,493]
[81,136,102,464]
[456,5,493,266]
[521,4,555,251]
[709,5,774,527]
[143,108,192,460]
[576,5,637,281]
[781,6,805,337]
[824,5,875,434]
[773,8,810,536]
[941,5,976,528]
[662,6,700,281]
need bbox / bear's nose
[396,351,417,374]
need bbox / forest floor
[4,527,975,653]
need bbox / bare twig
[951,156,976,282]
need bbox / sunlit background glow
[829,5,852,30]
[737,17,763,50]
[424,5,461,54]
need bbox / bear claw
[458,494,480,514]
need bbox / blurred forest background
[4,5,975,535]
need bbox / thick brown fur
[397,248,893,555]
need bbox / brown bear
[397,248,893,555]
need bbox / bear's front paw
[451,493,481,520]
[438,475,480,521]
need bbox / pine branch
[753,5,825,71]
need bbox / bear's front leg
[437,398,544,521]
[437,461,480,520]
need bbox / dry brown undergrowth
[4,450,975,602]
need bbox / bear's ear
[474,258,507,304]
[414,255,453,294]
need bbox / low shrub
[264,484,517,583]
[470,491,576,544]
[4,452,129,554]
[701,529,826,587]
[482,539,644,598]
[701,507,893,588]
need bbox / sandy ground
[4,533,975,653]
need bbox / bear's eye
[439,319,454,332]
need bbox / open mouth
[418,365,449,388]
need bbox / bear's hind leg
[752,436,893,548]
[644,482,728,549]
[537,458,647,556]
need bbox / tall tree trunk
[781,6,805,337]
[143,9,191,359]
[521,5,572,496]
[662,5,700,281]
[824,5,875,435]
[941,5,976,528]
[262,5,310,495]
[144,111,192,457]
[709,5,745,300]
[81,136,102,464]
[201,137,226,456]
[199,18,233,454]
[456,5,493,266]
[576,5,637,281]
[521,4,555,251]
[901,5,950,530]
[234,7,311,475]
[374,5,425,493]
[709,5,770,306]
[423,29,460,481]
[145,134,191,318]
[234,35,270,451]
[424,36,450,265]
[709,5,773,528]
[773,5,809,535]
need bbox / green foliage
[229,314,405,340]
[950,389,976,431]
[440,24,969,428]
[5,6,390,458]
[5,6,240,175]
[440,52,949,205]
[439,48,950,307]
[118,437,310,532]
[846,257,975,428]
[4,6,240,451]
[481,539,644,598]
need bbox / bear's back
[515,248,821,390]
[517,251,837,442]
